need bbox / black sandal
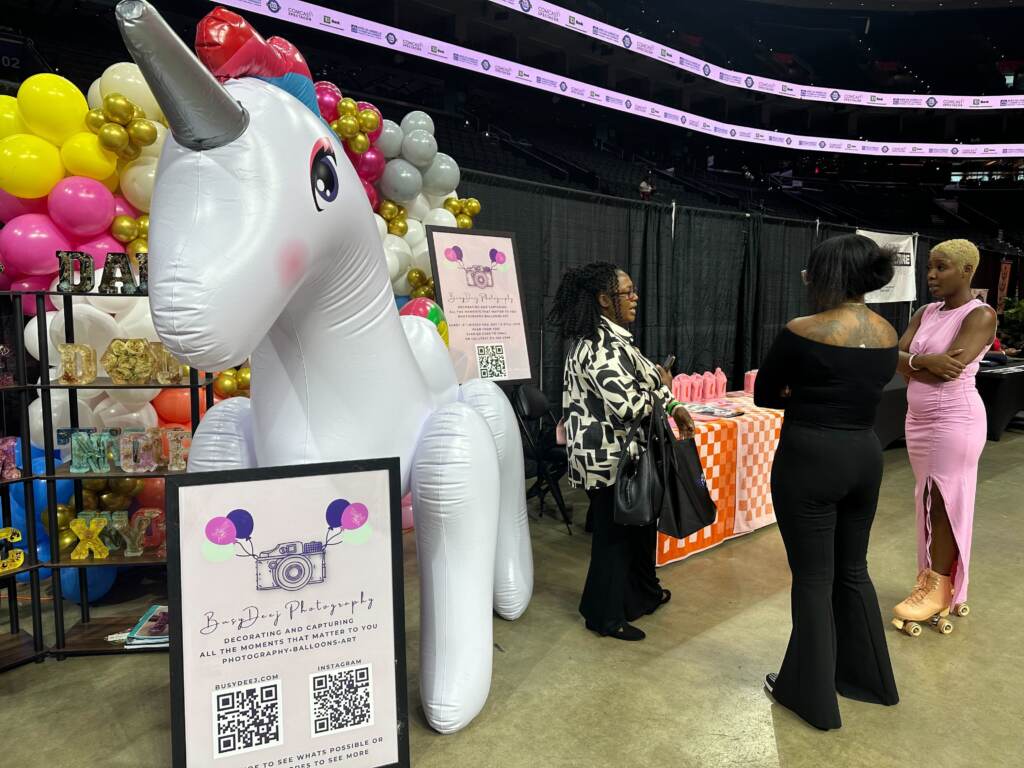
[585,621,646,641]
[646,589,672,615]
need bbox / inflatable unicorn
[115,1,532,734]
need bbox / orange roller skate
[892,568,955,637]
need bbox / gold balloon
[463,198,482,217]
[407,268,428,289]
[358,109,380,133]
[236,367,251,390]
[83,479,109,492]
[444,198,463,215]
[379,200,399,221]
[131,103,147,120]
[58,528,78,556]
[103,93,134,125]
[42,504,74,535]
[85,108,107,133]
[388,218,408,237]
[111,214,140,243]
[109,477,141,496]
[348,132,370,154]
[214,372,238,399]
[82,489,99,510]
[336,115,359,139]
[127,237,148,260]
[137,214,149,238]
[427,277,435,290]
[337,97,359,117]
[127,118,157,146]
[117,141,142,162]
[98,122,130,152]
[396,205,407,218]
[410,285,432,299]
[456,213,473,229]
[329,118,343,136]
[100,492,130,511]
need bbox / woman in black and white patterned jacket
[549,262,694,641]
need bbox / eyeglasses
[612,288,639,299]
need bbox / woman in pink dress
[894,240,997,635]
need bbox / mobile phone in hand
[661,354,676,372]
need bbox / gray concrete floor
[2,434,1023,767]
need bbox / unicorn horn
[115,0,248,151]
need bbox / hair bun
[866,246,897,291]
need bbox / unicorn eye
[310,142,339,212]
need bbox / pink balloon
[343,144,360,167]
[205,516,237,545]
[401,493,414,530]
[112,195,140,220]
[72,234,121,269]
[0,214,72,277]
[444,247,459,262]
[0,189,47,224]
[399,297,437,320]
[0,272,10,291]
[48,177,116,240]
[9,274,57,315]
[495,252,507,265]
[315,81,343,122]
[356,148,386,183]
[341,503,369,530]
[362,179,379,211]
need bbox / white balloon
[383,233,412,262]
[426,191,458,209]
[87,269,138,314]
[410,239,432,274]
[49,304,122,376]
[392,273,412,297]
[401,129,438,169]
[373,213,388,241]
[24,312,59,363]
[423,208,458,228]
[384,235,412,289]
[83,391,110,411]
[48,274,89,306]
[119,157,158,213]
[404,219,427,248]
[94,400,158,430]
[115,298,160,342]
[28,393,98,449]
[87,78,103,109]
[405,194,431,223]
[139,121,167,160]
[100,62,164,121]
[379,159,423,204]
[376,119,404,159]
[422,153,461,197]
[104,387,159,409]
[401,110,435,136]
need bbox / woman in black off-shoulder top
[754,234,901,731]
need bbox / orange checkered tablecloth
[656,395,783,567]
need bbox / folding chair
[512,384,573,535]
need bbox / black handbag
[613,413,664,527]
[654,408,718,540]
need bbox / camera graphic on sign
[201,499,372,593]
[444,245,511,288]
[255,540,327,591]
[464,264,494,289]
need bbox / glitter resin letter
[102,338,157,385]
[150,342,187,385]
[120,430,157,473]
[58,343,98,385]
[0,437,20,481]
[166,429,190,472]
[56,251,96,293]
[69,516,109,560]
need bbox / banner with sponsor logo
[491,0,1024,112]
[858,229,918,304]
[167,459,408,768]
[214,0,1024,158]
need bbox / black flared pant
[770,422,900,730]
[579,485,662,630]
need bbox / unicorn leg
[401,316,459,408]
[460,379,534,621]
[186,398,257,472]
[412,402,499,734]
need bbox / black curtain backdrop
[458,169,1022,402]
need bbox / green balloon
[201,539,235,563]
[341,523,374,546]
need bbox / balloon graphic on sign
[205,516,236,545]
[226,508,254,540]
[325,498,349,530]
[341,502,368,530]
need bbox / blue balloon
[16,539,52,583]
[60,566,118,604]
[325,498,349,529]
[8,499,29,548]
[12,439,46,470]
[227,508,254,540]
[395,296,411,311]
[11,456,74,516]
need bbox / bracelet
[908,354,921,372]
[667,400,683,415]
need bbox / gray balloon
[380,159,423,203]
[377,119,404,159]
[400,110,435,136]
[421,153,461,197]
[401,129,438,169]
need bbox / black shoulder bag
[613,408,665,527]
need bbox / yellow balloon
[0,95,27,140]
[98,122,130,152]
[0,133,64,198]
[337,98,359,117]
[436,320,450,347]
[16,74,88,146]
[60,132,117,180]
[111,215,140,243]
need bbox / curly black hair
[547,262,622,340]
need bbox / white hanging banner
[858,229,918,304]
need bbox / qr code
[476,343,508,379]
[213,681,282,757]
[310,665,374,737]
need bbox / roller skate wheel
[936,619,954,635]
[904,622,922,637]
[891,618,905,631]
[954,603,970,617]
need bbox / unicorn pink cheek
[279,241,309,286]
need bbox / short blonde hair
[931,239,980,270]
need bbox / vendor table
[977,360,1024,441]
[657,395,783,567]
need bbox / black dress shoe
[585,621,646,641]
[646,589,672,615]
[764,673,778,696]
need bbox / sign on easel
[166,459,408,768]
[426,226,531,385]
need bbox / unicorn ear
[115,0,248,151]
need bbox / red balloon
[315,81,343,122]
[153,390,206,425]
[136,478,166,509]
[362,180,379,211]
[195,7,310,80]
[356,148,386,183]
[357,102,383,143]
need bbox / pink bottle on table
[702,371,716,403]
[714,368,727,398]
[673,374,691,404]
